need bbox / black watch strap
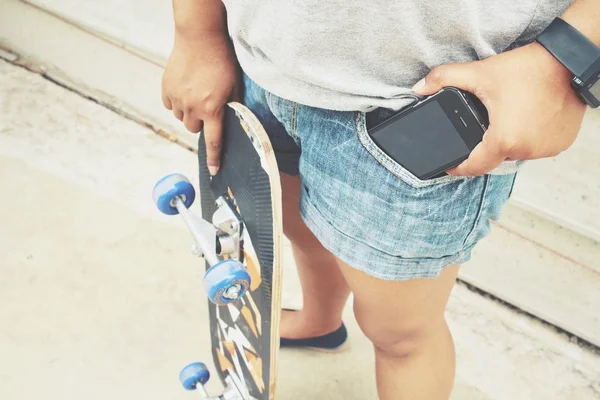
[536,18,600,82]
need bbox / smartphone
[369,87,489,180]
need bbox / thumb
[412,62,481,96]
[446,130,506,176]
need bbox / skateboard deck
[153,102,282,399]
[197,102,283,400]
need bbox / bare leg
[280,172,458,398]
[337,259,459,400]
[279,173,351,338]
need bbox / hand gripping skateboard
[152,102,283,399]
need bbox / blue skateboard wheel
[203,260,250,305]
[152,173,195,215]
[179,362,210,390]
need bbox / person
[161,1,597,399]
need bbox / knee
[357,314,446,359]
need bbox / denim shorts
[243,74,517,280]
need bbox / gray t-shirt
[223,0,574,112]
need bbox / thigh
[280,173,322,248]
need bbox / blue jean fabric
[243,73,516,280]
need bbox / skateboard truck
[153,173,251,305]
[213,196,242,260]
[185,195,241,264]
[179,362,244,400]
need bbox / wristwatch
[536,17,600,108]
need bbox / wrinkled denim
[244,74,517,280]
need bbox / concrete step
[462,203,600,346]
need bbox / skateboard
[152,102,283,399]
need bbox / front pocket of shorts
[354,111,468,189]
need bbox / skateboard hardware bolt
[170,194,186,208]
[223,284,242,300]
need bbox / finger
[162,93,172,110]
[183,111,202,133]
[447,133,506,176]
[173,107,184,121]
[412,62,482,97]
[203,108,224,175]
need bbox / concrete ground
[1,60,599,400]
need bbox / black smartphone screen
[371,101,469,178]
[369,88,487,180]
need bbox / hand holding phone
[369,88,489,180]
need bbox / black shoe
[280,323,348,352]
